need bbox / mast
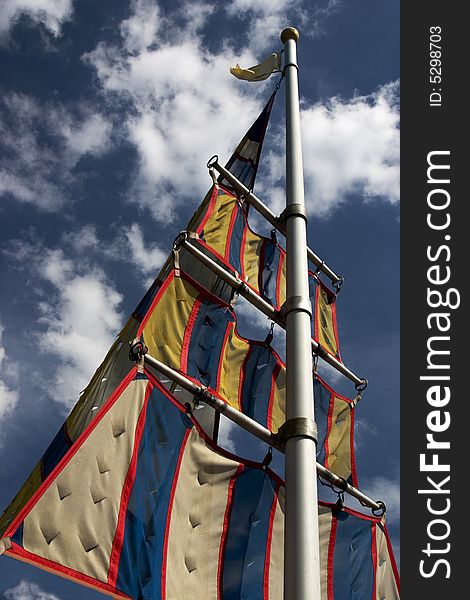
[281,27,321,599]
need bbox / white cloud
[4,579,62,600]
[62,223,167,286]
[35,249,123,406]
[0,0,73,41]
[225,0,341,54]
[217,415,238,454]
[124,223,167,284]
[0,379,18,419]
[3,241,124,408]
[233,295,285,357]
[233,295,274,331]
[0,321,19,423]
[0,94,112,211]
[81,1,397,225]
[316,359,343,386]
[59,111,112,158]
[226,0,296,54]
[83,1,265,223]
[353,417,379,450]
[120,0,160,54]
[62,224,102,254]
[265,82,400,217]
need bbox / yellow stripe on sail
[326,396,353,480]
[317,285,338,356]
[142,275,198,371]
[217,323,249,412]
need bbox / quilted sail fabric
[186,183,341,359]
[1,371,398,599]
[267,497,400,600]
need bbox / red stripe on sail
[216,322,234,394]
[327,513,338,600]
[161,428,192,600]
[324,390,335,471]
[349,402,359,487]
[267,361,282,432]
[225,204,240,262]
[6,542,131,599]
[240,204,249,281]
[107,380,154,587]
[263,482,280,600]
[258,238,267,300]
[196,185,219,236]
[137,271,174,335]
[180,298,202,374]
[371,523,378,600]
[5,368,138,539]
[384,522,401,592]
[330,295,341,360]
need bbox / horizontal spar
[179,236,366,388]
[208,157,344,288]
[133,345,384,514]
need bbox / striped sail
[0,90,399,600]
[2,371,399,599]
[187,184,341,358]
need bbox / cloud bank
[0,94,112,211]
[265,81,400,217]
[0,321,19,425]
[0,0,73,41]
[3,579,62,600]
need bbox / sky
[0,0,399,598]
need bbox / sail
[0,172,355,542]
[136,266,357,482]
[0,89,396,599]
[186,183,341,358]
[2,370,399,599]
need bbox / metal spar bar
[179,237,366,387]
[140,350,384,513]
[144,352,281,450]
[179,236,281,322]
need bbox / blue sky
[0,1,399,598]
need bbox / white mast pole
[281,27,321,600]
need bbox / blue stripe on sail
[260,240,281,309]
[222,92,275,191]
[221,469,274,600]
[186,299,234,388]
[313,378,331,467]
[228,206,245,275]
[241,345,276,428]
[230,159,254,190]
[333,511,375,600]
[116,385,190,600]
[41,425,72,480]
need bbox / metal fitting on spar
[280,295,313,318]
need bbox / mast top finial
[280,27,299,43]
